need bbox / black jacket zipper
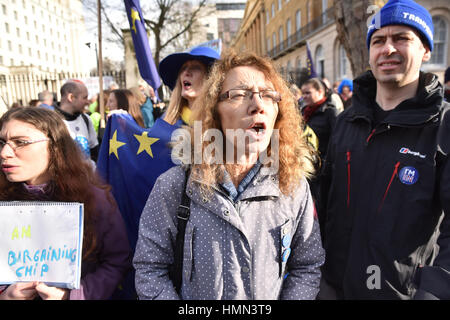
[378,161,400,213]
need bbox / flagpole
[97,0,105,128]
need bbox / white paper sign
[0,202,84,289]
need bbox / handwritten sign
[0,202,83,289]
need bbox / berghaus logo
[399,147,426,159]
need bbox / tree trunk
[333,0,387,78]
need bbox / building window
[315,45,325,78]
[278,0,282,11]
[322,0,328,24]
[271,3,275,18]
[296,10,301,31]
[272,32,277,51]
[307,0,312,23]
[427,16,448,66]
[279,26,284,50]
[339,44,348,78]
[216,3,246,10]
[286,19,291,47]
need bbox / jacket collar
[347,71,443,126]
[188,166,280,204]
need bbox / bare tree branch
[100,1,124,42]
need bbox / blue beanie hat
[367,0,434,51]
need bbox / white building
[0,0,92,106]
[0,0,89,73]
[189,0,247,50]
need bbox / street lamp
[85,42,99,75]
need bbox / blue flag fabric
[306,42,317,79]
[97,114,182,251]
[124,0,161,94]
[97,114,183,299]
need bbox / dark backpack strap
[81,113,91,135]
[170,168,191,294]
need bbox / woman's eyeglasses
[0,138,49,152]
[219,89,281,104]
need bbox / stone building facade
[232,0,449,84]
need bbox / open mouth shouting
[247,122,267,139]
[183,80,192,90]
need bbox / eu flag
[124,0,161,93]
[306,42,317,79]
[97,114,183,299]
[97,114,182,251]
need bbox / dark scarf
[302,96,327,123]
[55,106,81,121]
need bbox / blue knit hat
[338,78,353,94]
[366,0,434,51]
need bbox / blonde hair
[187,49,315,196]
[129,86,146,105]
[163,80,188,125]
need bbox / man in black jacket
[318,0,450,299]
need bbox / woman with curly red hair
[134,50,324,300]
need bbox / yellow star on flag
[130,8,140,34]
[109,130,126,160]
[134,132,159,158]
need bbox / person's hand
[106,109,128,119]
[0,282,38,300]
[35,282,69,300]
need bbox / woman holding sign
[0,107,131,300]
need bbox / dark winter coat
[319,71,450,299]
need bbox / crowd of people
[0,0,449,300]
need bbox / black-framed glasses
[219,88,281,104]
[0,138,49,152]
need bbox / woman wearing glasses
[0,107,131,300]
[133,50,324,300]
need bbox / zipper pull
[393,161,400,175]
[366,129,376,144]
[346,150,351,208]
[378,161,401,213]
